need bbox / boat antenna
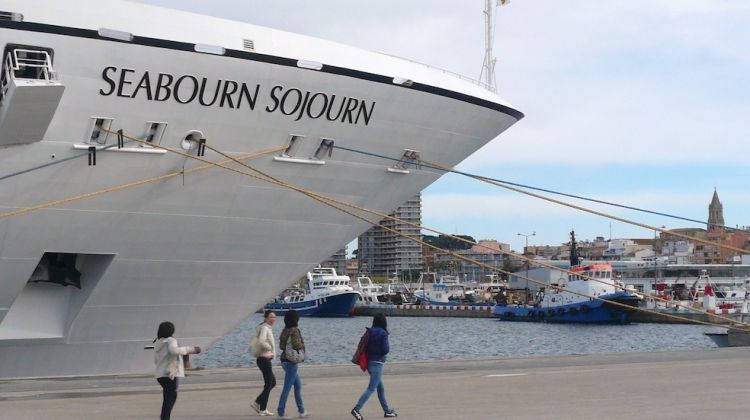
[479,0,510,92]
[569,230,579,267]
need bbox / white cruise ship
[0,0,522,377]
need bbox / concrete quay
[2,348,749,419]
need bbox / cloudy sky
[137,0,750,251]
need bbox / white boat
[0,0,522,377]
[643,270,750,315]
[352,276,385,305]
[414,274,484,306]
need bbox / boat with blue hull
[493,290,638,324]
[493,231,640,324]
[264,267,360,317]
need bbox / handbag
[285,339,305,364]
[248,335,261,357]
[351,330,369,372]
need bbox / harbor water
[192,314,718,369]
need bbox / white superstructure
[0,0,522,377]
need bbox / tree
[422,234,475,251]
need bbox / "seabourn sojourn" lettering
[99,66,376,126]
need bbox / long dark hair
[372,313,387,332]
[154,321,175,343]
[284,309,299,328]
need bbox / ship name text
[99,67,376,126]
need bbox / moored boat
[264,267,360,316]
[0,0,521,377]
[493,232,641,324]
[414,274,492,306]
[352,276,385,306]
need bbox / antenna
[479,0,509,92]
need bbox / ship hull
[264,291,359,317]
[0,12,520,378]
[492,292,639,324]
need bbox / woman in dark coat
[351,314,397,419]
[277,309,309,419]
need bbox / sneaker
[260,410,275,416]
[299,413,311,418]
[384,409,398,418]
[277,415,292,420]
[252,401,261,414]
[351,408,364,420]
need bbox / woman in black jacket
[277,310,309,419]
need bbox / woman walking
[153,321,201,420]
[351,314,397,419]
[277,310,310,419]
[252,310,277,416]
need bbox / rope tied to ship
[2,129,748,330]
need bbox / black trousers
[157,377,178,420]
[255,357,276,410]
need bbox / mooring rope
[2,129,745,329]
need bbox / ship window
[87,117,113,145]
[282,134,304,157]
[143,121,167,146]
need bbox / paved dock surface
[1,348,749,419]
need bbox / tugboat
[492,231,641,324]
[264,267,360,316]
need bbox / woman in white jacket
[153,321,201,420]
[252,310,277,416]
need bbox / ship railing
[1,48,57,100]
[0,52,12,99]
[10,48,57,81]
[381,52,497,93]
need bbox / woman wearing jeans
[277,310,310,419]
[351,314,397,419]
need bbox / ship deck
[1,348,748,419]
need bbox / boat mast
[479,0,509,92]
[569,230,580,267]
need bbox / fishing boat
[414,274,490,306]
[380,281,416,305]
[264,267,360,316]
[0,0,521,377]
[493,232,641,323]
[352,276,385,306]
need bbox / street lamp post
[517,232,536,302]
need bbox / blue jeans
[355,361,390,412]
[277,361,305,416]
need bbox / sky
[137,0,750,252]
